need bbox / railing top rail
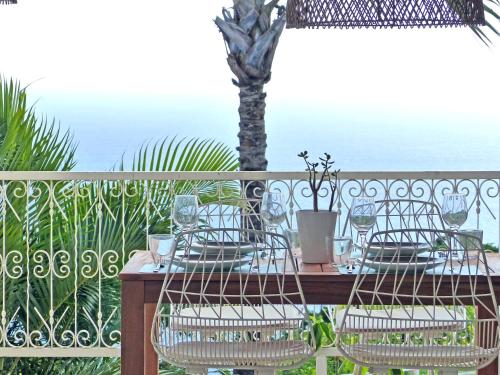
[0,171,499,181]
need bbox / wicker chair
[151,228,315,375]
[336,229,500,374]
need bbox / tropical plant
[0,78,77,373]
[0,78,76,172]
[0,77,240,374]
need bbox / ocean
[35,92,500,172]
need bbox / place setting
[142,192,293,274]
[166,195,255,273]
[140,194,198,273]
[170,238,256,273]
[333,194,484,276]
[141,194,252,273]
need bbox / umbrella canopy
[286,0,485,28]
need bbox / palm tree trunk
[238,84,267,236]
[238,84,268,171]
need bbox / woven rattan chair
[151,228,315,375]
[336,229,500,374]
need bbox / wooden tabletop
[120,250,500,281]
[120,251,340,281]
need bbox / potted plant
[296,151,339,263]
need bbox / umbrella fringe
[286,0,486,29]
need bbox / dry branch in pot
[298,151,339,212]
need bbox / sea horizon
[30,92,499,172]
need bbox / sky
[0,0,499,170]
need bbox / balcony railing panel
[0,171,497,356]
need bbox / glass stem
[360,232,367,254]
[450,225,460,257]
[182,227,194,257]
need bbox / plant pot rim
[297,209,338,214]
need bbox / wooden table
[119,251,500,375]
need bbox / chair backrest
[342,199,445,239]
[198,197,291,234]
[152,228,314,369]
[198,198,262,231]
[337,228,500,369]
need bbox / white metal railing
[0,171,498,357]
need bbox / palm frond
[470,0,500,45]
[0,77,76,171]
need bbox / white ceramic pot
[296,210,337,264]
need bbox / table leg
[145,303,159,375]
[478,303,498,375]
[121,280,145,375]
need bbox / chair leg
[316,352,328,375]
[438,370,458,375]
[186,368,208,375]
[353,365,363,375]
[369,367,387,375]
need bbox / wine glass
[350,196,376,254]
[441,193,468,231]
[261,192,286,230]
[173,195,199,231]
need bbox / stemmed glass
[350,196,376,254]
[261,192,286,259]
[261,192,287,230]
[173,195,199,231]
[441,192,468,263]
[441,193,468,231]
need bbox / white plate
[362,256,446,273]
[365,242,432,257]
[189,241,256,256]
[171,254,252,272]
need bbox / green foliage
[4,358,121,375]
[484,243,499,252]
[0,78,76,171]
[0,78,240,374]
[278,356,358,375]
[0,78,77,373]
